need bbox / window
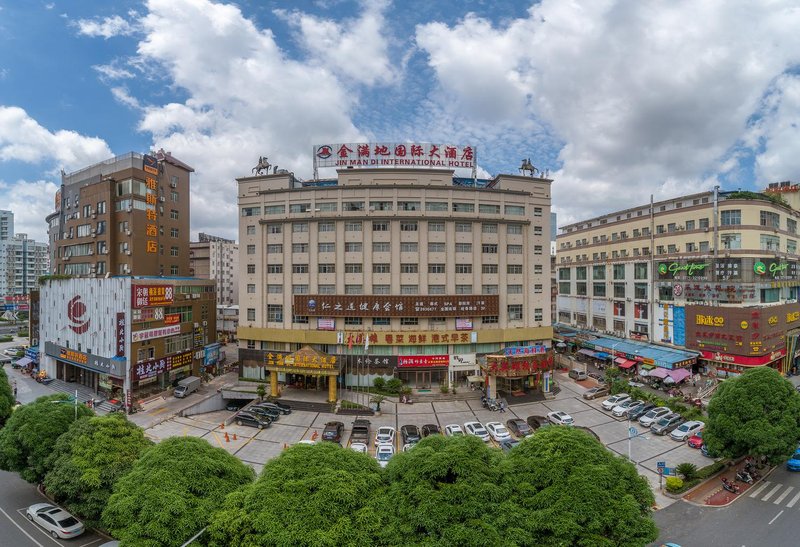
[291,264,309,274]
[373,317,391,325]
[401,285,419,294]
[292,243,309,253]
[246,244,256,255]
[482,244,498,254]
[634,263,648,280]
[319,284,335,294]
[533,207,542,217]
[345,221,362,232]
[507,264,523,274]
[507,224,523,235]
[241,206,261,217]
[455,264,472,274]
[576,282,587,296]
[293,315,309,324]
[246,264,256,274]
[558,282,570,295]
[480,204,500,214]
[372,242,390,253]
[699,241,710,252]
[429,285,446,294]
[96,201,106,214]
[400,222,418,231]
[171,191,179,202]
[77,224,91,237]
[318,221,335,232]
[455,243,472,253]
[482,284,499,294]
[667,223,677,233]
[345,317,363,326]
[533,245,543,255]
[266,284,282,293]
[699,217,710,229]
[788,239,797,254]
[343,201,364,212]
[345,263,363,273]
[453,202,474,213]
[760,210,780,229]
[593,265,605,280]
[292,222,308,233]
[721,210,741,225]
[345,242,362,252]
[267,224,281,234]
[398,201,420,211]
[293,284,308,294]
[247,308,255,321]
[507,245,523,254]
[369,201,392,211]
[400,317,419,326]
[593,283,606,297]
[482,264,498,274]
[533,226,542,236]
[265,205,284,215]
[428,263,445,273]
[534,308,543,322]
[456,284,472,294]
[788,218,797,234]
[614,283,626,298]
[575,266,587,280]
[425,201,448,211]
[455,222,472,232]
[373,285,390,295]
[685,220,695,230]
[429,317,446,325]
[318,263,335,273]
[97,261,106,274]
[345,284,363,294]
[267,244,283,253]
[721,233,741,249]
[656,224,665,234]
[267,305,283,322]
[760,234,780,251]
[318,242,335,253]
[267,264,283,274]
[482,316,498,324]
[372,221,389,232]
[400,263,418,273]
[505,205,525,215]
[374,263,391,273]
[400,242,419,252]
[558,268,570,280]
[509,284,524,294]
[428,222,445,232]
[482,223,498,234]
[507,305,523,320]
[246,225,256,235]
[613,264,625,279]
[317,202,338,212]
[428,242,445,253]
[247,284,256,294]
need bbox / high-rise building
[46,150,193,277]
[0,209,13,241]
[0,209,49,297]
[189,233,239,306]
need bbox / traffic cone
[220,422,225,429]
[225,432,230,443]
[233,433,237,441]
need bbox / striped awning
[615,357,637,369]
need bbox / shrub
[440,382,450,394]
[340,400,366,410]
[372,377,386,390]
[676,462,698,480]
[0,335,12,343]
[665,476,684,493]
[697,460,726,479]
[385,378,403,394]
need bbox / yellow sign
[146,224,158,237]
[146,240,158,253]
[145,177,157,190]
[768,315,778,326]
[147,209,157,221]
[788,311,800,323]
[695,315,724,327]
[266,352,337,370]
[740,321,748,330]
[59,348,88,365]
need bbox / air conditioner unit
[91,214,96,219]
[192,294,200,299]
[703,227,709,232]
[63,256,70,261]
[87,250,94,255]
[126,251,132,256]
[202,320,207,326]
[158,196,166,202]
[91,231,96,237]
[626,297,631,301]
[169,182,177,188]
[125,230,132,236]
[127,206,133,212]
[194,322,199,327]
[123,265,130,273]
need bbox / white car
[612,399,643,418]
[375,426,396,446]
[601,393,631,411]
[26,503,85,539]
[485,422,512,442]
[375,444,394,467]
[638,407,672,427]
[444,424,465,436]
[350,442,368,454]
[670,420,704,441]
[547,411,574,425]
[464,421,491,441]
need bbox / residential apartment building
[0,210,13,241]
[46,150,193,277]
[189,233,239,306]
[556,185,800,377]
[0,234,49,297]
[238,155,553,397]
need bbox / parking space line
[748,481,771,498]
[768,510,783,525]
[0,507,45,547]
[761,483,783,502]
[774,485,794,505]
[785,490,800,508]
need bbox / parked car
[375,444,394,467]
[235,411,271,429]
[350,419,371,445]
[250,405,280,420]
[651,414,684,435]
[375,426,396,445]
[547,411,574,425]
[26,503,85,539]
[505,419,533,438]
[464,421,491,441]
[526,415,551,431]
[256,401,292,414]
[499,439,520,452]
[225,399,249,412]
[421,424,441,437]
[602,394,631,410]
[700,443,716,458]
[402,443,416,452]
[786,449,800,471]
[612,399,643,417]
[485,422,512,442]
[583,386,609,400]
[444,424,464,436]
[350,442,368,454]
[321,421,344,442]
[627,402,655,421]
[588,373,606,384]
[569,369,588,381]
[106,398,125,413]
[687,431,704,448]
[639,407,672,427]
[670,421,704,441]
[400,424,422,445]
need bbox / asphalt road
[653,464,800,546]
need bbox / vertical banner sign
[116,312,126,357]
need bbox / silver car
[601,394,631,411]
[26,503,85,539]
[639,407,672,427]
[611,399,642,417]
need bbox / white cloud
[93,62,134,80]
[0,179,58,243]
[111,86,141,109]
[74,14,136,39]
[753,75,800,184]
[45,3,55,10]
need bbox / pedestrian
[499,401,506,413]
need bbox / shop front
[265,346,341,403]
[697,349,785,378]
[449,353,479,387]
[131,350,194,396]
[396,355,448,389]
[482,347,554,398]
[44,342,125,397]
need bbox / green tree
[102,436,254,546]
[0,367,15,426]
[0,394,94,483]
[207,443,383,546]
[43,414,153,526]
[499,427,658,547]
[704,367,800,462]
[365,435,507,546]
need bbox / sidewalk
[683,459,767,506]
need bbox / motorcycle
[721,477,740,494]
[736,470,754,484]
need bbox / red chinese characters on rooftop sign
[315,143,475,169]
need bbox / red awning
[615,357,637,369]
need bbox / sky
[1,0,799,243]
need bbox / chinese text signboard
[339,330,475,345]
[485,354,554,377]
[295,295,498,317]
[398,355,449,368]
[116,312,125,357]
[264,352,341,373]
[504,345,547,357]
[753,258,798,281]
[131,324,181,343]
[133,350,193,382]
[143,154,159,175]
[132,285,174,308]
[314,143,475,169]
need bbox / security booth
[265,345,341,403]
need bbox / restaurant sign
[685,304,796,356]
[314,143,475,169]
[132,285,174,308]
[295,295,498,317]
[398,355,449,368]
[131,324,181,343]
[132,350,193,381]
[503,345,547,357]
[338,330,476,346]
[45,342,124,377]
[657,261,711,279]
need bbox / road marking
[786,490,800,508]
[768,510,783,525]
[749,481,771,498]
[0,507,45,547]
[761,483,783,502]
[774,485,794,505]
[78,539,103,546]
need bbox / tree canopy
[0,393,94,483]
[43,413,153,526]
[0,367,15,426]
[101,436,255,547]
[207,442,383,546]
[704,366,800,462]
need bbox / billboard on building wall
[313,143,475,169]
[132,285,175,308]
[294,295,498,317]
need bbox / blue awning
[594,352,610,359]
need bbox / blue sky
[1,0,799,243]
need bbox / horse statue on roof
[519,158,539,177]
[253,156,271,176]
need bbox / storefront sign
[164,313,181,325]
[449,353,478,372]
[699,349,785,367]
[398,355,449,368]
[338,330,476,346]
[59,347,87,365]
[294,295,498,317]
[132,350,193,382]
[753,259,798,280]
[456,318,473,330]
[45,342,124,377]
[484,354,553,377]
[204,344,220,365]
[317,317,335,331]
[143,154,159,175]
[314,142,475,169]
[133,307,164,323]
[686,304,792,355]
[132,285,174,308]
[503,345,547,356]
[115,312,125,357]
[658,261,711,279]
[265,352,340,372]
[131,324,181,343]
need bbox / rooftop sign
[313,143,476,170]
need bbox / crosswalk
[748,481,800,508]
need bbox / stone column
[328,374,337,403]
[270,370,278,397]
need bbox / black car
[627,402,655,421]
[526,416,551,431]
[499,439,521,452]
[322,421,344,442]
[225,399,250,412]
[421,424,441,437]
[257,401,292,415]
[506,419,533,438]
[235,411,271,429]
[249,406,280,420]
[651,414,684,436]
[400,425,422,445]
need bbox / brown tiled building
[47,150,193,277]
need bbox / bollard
[225,432,230,443]
[233,433,237,441]
[220,422,225,429]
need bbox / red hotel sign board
[398,355,449,368]
[132,285,174,308]
[293,295,498,317]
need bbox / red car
[687,431,703,448]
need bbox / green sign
[754,260,789,277]
[658,261,710,278]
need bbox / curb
[679,461,776,508]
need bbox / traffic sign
[657,461,666,469]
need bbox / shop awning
[648,367,669,379]
[467,375,484,383]
[14,357,32,367]
[667,368,692,383]
[615,357,637,369]
[595,352,610,359]
[577,349,597,357]
[640,364,655,370]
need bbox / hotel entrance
[264,346,341,403]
